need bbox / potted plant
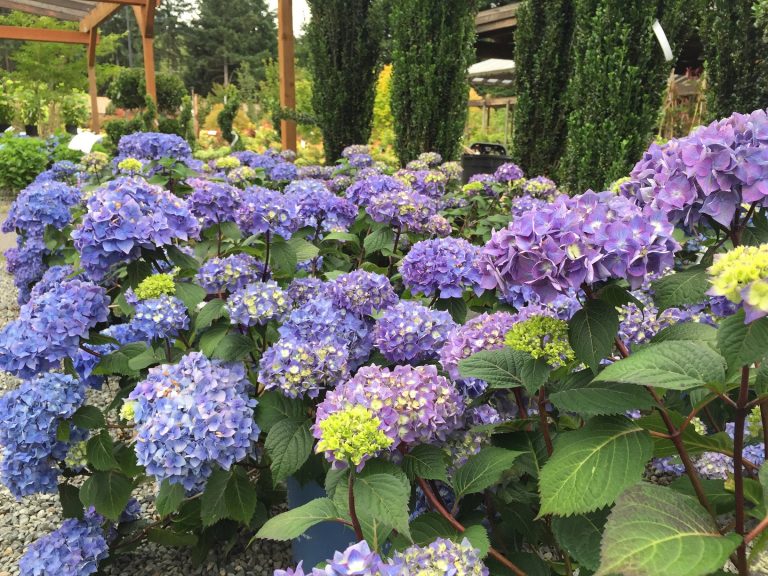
[61,90,89,134]
[19,86,47,137]
[0,79,14,133]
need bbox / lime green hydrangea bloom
[505,315,575,366]
[134,273,176,300]
[315,405,393,468]
[120,400,137,422]
[117,158,144,174]
[64,441,88,469]
[747,406,764,440]
[214,156,241,170]
[708,244,768,322]
[609,176,631,195]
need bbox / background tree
[390,0,478,163]
[512,0,575,177]
[305,0,384,162]
[701,0,768,120]
[560,0,685,192]
[154,0,194,77]
[185,0,276,94]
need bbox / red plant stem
[761,403,768,462]
[387,226,402,277]
[416,478,527,576]
[537,386,553,455]
[262,231,271,282]
[745,514,768,544]
[79,344,102,358]
[513,388,529,418]
[733,366,751,576]
[348,471,364,541]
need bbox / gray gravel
[0,269,292,575]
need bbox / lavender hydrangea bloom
[286,277,327,307]
[33,160,82,185]
[236,186,297,239]
[128,352,259,491]
[440,161,463,182]
[345,175,407,207]
[418,151,443,167]
[408,170,448,199]
[129,294,189,340]
[401,237,482,298]
[285,179,358,232]
[478,191,679,303]
[521,175,558,199]
[373,300,455,362]
[274,541,401,576]
[29,265,81,301]
[115,132,192,172]
[329,270,397,317]
[0,279,109,377]
[233,150,276,170]
[0,373,86,498]
[187,178,242,228]
[227,281,290,326]
[258,335,349,398]
[3,180,81,237]
[342,145,371,158]
[365,188,436,231]
[466,173,498,197]
[197,254,268,294]
[5,239,47,304]
[425,214,452,237]
[19,507,108,576]
[72,177,199,281]
[494,162,524,184]
[315,364,464,465]
[394,538,489,576]
[268,161,298,182]
[510,195,547,219]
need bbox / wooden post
[132,1,157,105]
[192,91,199,136]
[87,29,100,133]
[278,0,297,151]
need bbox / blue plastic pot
[286,476,356,566]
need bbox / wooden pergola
[0,0,158,133]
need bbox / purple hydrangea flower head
[197,254,268,294]
[373,300,455,362]
[187,178,242,228]
[274,541,401,576]
[409,170,448,199]
[401,237,482,298]
[29,265,81,301]
[236,186,297,239]
[19,507,108,576]
[5,239,47,304]
[128,352,259,491]
[72,177,200,281]
[510,195,547,219]
[268,161,298,182]
[115,132,192,173]
[315,364,464,464]
[286,277,328,307]
[521,176,558,199]
[285,179,358,232]
[33,160,82,185]
[328,174,354,194]
[406,159,429,171]
[342,145,371,158]
[425,214,452,237]
[0,278,109,377]
[345,175,407,207]
[494,162,524,184]
[365,188,436,231]
[3,180,81,237]
[0,373,86,498]
[418,152,443,168]
[329,270,397,317]
[439,161,463,182]
[465,173,498,197]
[394,538,489,576]
[478,191,679,303]
[129,294,189,340]
[227,280,290,326]
[258,335,349,398]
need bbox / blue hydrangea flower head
[401,237,482,299]
[227,280,290,326]
[197,253,268,294]
[236,186,297,239]
[329,270,397,317]
[373,300,455,363]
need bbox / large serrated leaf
[255,391,306,433]
[352,472,411,539]
[225,467,257,524]
[596,483,741,576]
[364,226,394,255]
[538,417,652,516]
[402,445,449,483]
[200,468,231,527]
[717,310,768,374]
[156,479,185,517]
[552,508,609,571]
[652,266,709,312]
[255,498,339,541]
[86,430,119,471]
[651,322,717,344]
[452,447,525,500]
[72,405,106,430]
[175,282,207,309]
[195,299,227,331]
[265,419,313,484]
[79,471,132,522]
[549,382,654,416]
[458,348,549,393]
[568,299,619,373]
[592,341,726,391]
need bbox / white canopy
[468,59,516,86]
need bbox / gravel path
[0,270,292,576]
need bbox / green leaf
[539,416,652,516]
[195,299,227,330]
[322,231,360,246]
[364,226,394,255]
[147,528,198,547]
[592,341,726,391]
[552,508,609,571]
[568,299,619,373]
[717,310,768,373]
[156,479,186,517]
[435,297,467,324]
[452,447,525,500]
[651,322,718,344]
[254,498,339,541]
[458,348,549,394]
[549,382,654,416]
[270,236,297,276]
[651,266,709,312]
[255,391,306,433]
[213,333,254,361]
[638,411,734,458]
[127,346,164,371]
[80,471,133,522]
[58,483,84,519]
[200,468,232,527]
[199,322,230,357]
[596,483,741,576]
[596,284,643,309]
[402,445,449,483]
[352,472,411,539]
[166,245,199,271]
[289,237,320,261]
[264,418,313,484]
[408,512,459,545]
[86,430,119,471]
[463,524,490,559]
[72,405,106,430]
[669,478,736,515]
[175,282,207,309]
[225,467,258,524]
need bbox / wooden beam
[129,0,156,106]
[79,2,124,32]
[0,0,84,20]
[77,0,146,4]
[87,28,100,132]
[0,25,90,43]
[278,0,296,152]
[475,3,519,34]
[468,96,517,108]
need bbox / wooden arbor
[0,0,159,132]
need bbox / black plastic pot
[65,124,78,135]
[24,124,38,137]
[0,123,9,133]
[461,153,512,184]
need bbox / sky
[267,0,311,37]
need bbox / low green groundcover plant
[4,113,768,576]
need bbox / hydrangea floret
[315,405,393,469]
[708,243,768,321]
[505,315,575,366]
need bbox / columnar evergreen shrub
[389,0,478,164]
[306,0,384,163]
[560,0,683,192]
[701,0,768,120]
[512,0,575,177]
